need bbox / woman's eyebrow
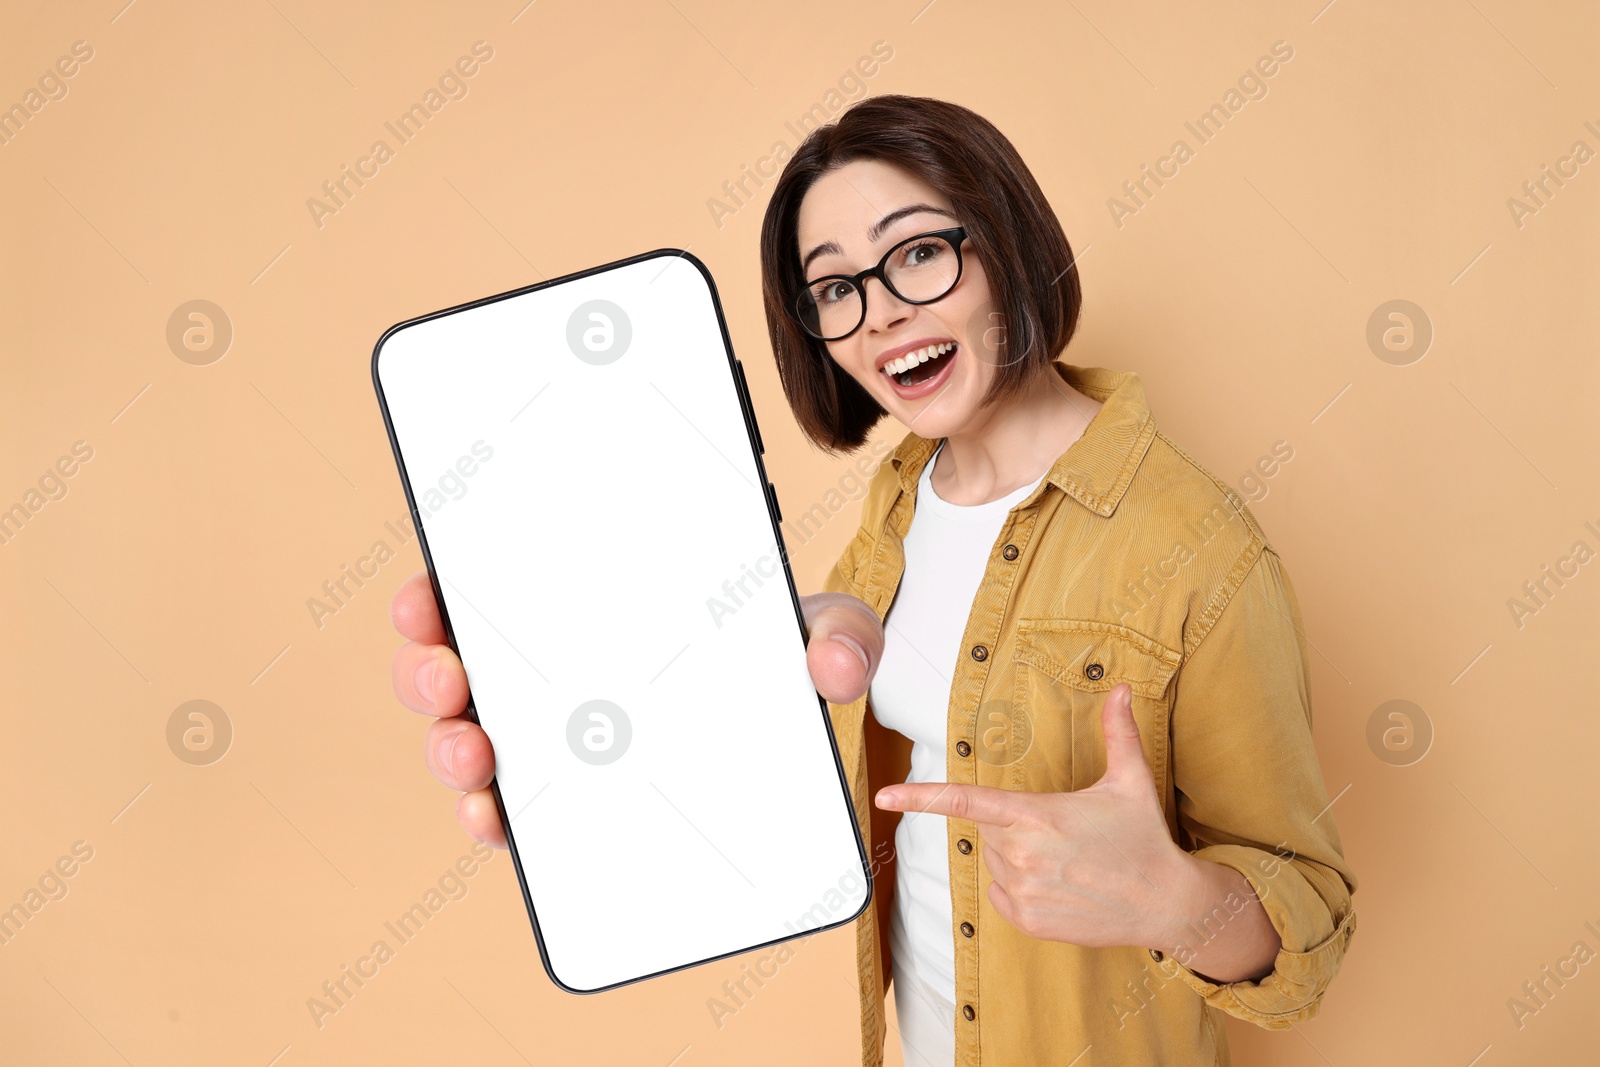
[800,204,958,274]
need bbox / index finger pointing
[874,782,1023,827]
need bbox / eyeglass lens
[797,233,962,340]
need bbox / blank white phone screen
[373,252,870,993]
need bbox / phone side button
[766,482,783,524]
[735,360,764,455]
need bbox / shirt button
[1149,949,1164,962]
[962,1005,975,1021]
[1002,544,1019,561]
[1085,662,1104,680]
[971,645,988,662]
[957,838,972,854]
[960,922,974,937]
[955,741,971,757]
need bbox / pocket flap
[1014,619,1181,700]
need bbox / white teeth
[883,342,955,378]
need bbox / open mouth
[882,341,957,395]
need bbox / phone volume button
[735,361,764,455]
[766,482,782,524]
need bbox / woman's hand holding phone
[388,572,886,847]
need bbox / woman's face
[795,159,1002,440]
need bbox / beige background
[2,0,1596,1064]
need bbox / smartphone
[371,249,871,994]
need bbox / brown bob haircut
[759,94,1082,454]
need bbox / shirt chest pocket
[1008,619,1182,800]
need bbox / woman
[389,95,1357,1067]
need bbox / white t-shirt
[869,442,1046,1067]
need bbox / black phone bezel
[370,248,875,995]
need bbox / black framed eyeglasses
[791,226,969,342]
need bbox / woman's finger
[391,640,470,717]
[801,591,885,705]
[424,717,496,792]
[391,570,447,645]
[457,789,508,848]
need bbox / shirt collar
[885,361,1158,518]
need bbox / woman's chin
[886,388,972,439]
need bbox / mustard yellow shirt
[823,360,1358,1066]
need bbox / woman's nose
[859,275,912,333]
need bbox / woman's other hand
[389,573,886,848]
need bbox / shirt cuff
[1152,843,1358,1028]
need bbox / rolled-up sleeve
[1161,542,1359,1028]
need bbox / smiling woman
[379,90,1359,1067]
[754,95,1359,1067]
[761,102,1081,459]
